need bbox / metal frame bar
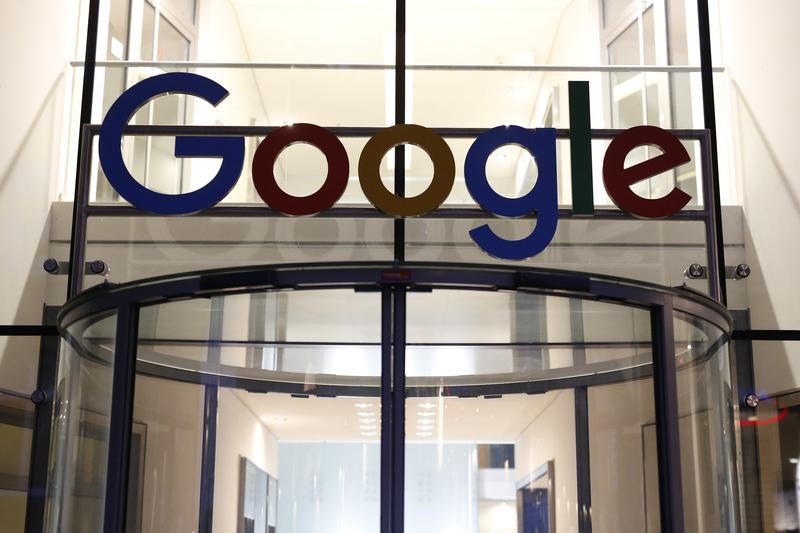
[696,0,727,305]
[732,330,800,341]
[380,290,393,533]
[24,306,61,533]
[67,0,101,298]
[0,325,58,336]
[59,263,732,333]
[102,303,140,533]
[72,59,726,73]
[570,299,592,533]
[730,310,760,531]
[651,297,685,533]
[198,296,223,533]
[391,287,407,533]
[68,124,95,297]
[394,0,406,262]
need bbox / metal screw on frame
[744,394,760,409]
[685,263,706,279]
[30,390,47,405]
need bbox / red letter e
[603,126,692,218]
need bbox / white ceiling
[236,388,560,442]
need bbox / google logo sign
[100,73,693,261]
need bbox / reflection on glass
[128,375,203,532]
[0,390,34,532]
[672,311,738,532]
[589,378,658,531]
[44,314,117,533]
[214,389,381,532]
[403,390,573,533]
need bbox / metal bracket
[43,258,110,277]
[684,263,751,281]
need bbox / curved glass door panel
[44,313,117,533]
[52,263,736,533]
[673,311,738,532]
[406,289,653,390]
[403,288,630,532]
[137,288,382,391]
[136,286,383,533]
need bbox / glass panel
[156,16,190,61]
[81,216,393,288]
[138,289,382,390]
[405,218,711,291]
[44,313,117,533]
[405,288,596,532]
[129,375,203,532]
[140,2,156,61]
[165,0,196,25]
[603,0,633,28]
[0,389,34,533]
[218,389,381,532]
[608,21,639,83]
[642,7,657,65]
[193,0,394,64]
[673,311,738,532]
[0,336,40,394]
[743,341,800,532]
[408,0,598,67]
[589,377,658,531]
[714,335,800,533]
[199,286,383,532]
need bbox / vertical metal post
[730,310,760,531]
[67,0,101,298]
[696,0,727,305]
[651,298,685,533]
[68,125,94,297]
[199,296,223,533]
[393,0,406,262]
[103,303,140,533]
[392,287,406,533]
[380,289,393,533]
[24,306,61,533]
[700,132,722,302]
[570,299,592,533]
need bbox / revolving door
[45,263,738,533]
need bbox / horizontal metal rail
[86,123,713,140]
[71,60,725,73]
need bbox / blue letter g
[98,72,244,215]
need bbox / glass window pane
[156,17,189,61]
[603,0,634,28]
[140,3,156,60]
[194,0,394,64]
[408,1,598,67]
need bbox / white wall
[132,375,205,533]
[717,0,800,394]
[515,390,578,533]
[213,388,279,533]
[0,1,81,391]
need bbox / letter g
[99,72,244,215]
